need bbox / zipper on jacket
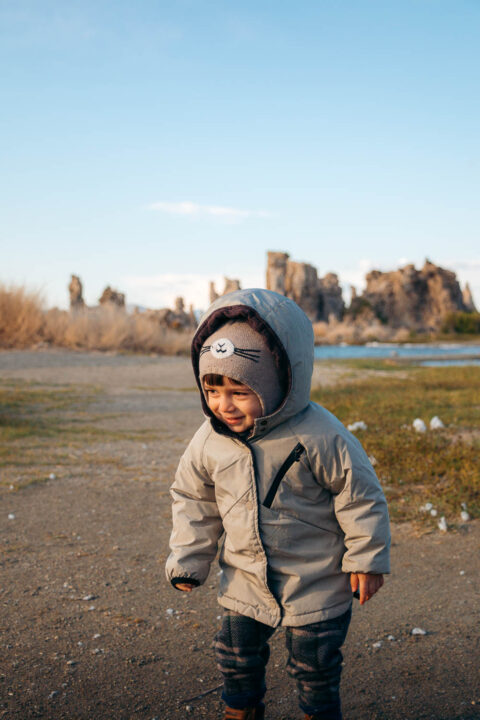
[262,443,306,509]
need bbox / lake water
[314,343,480,365]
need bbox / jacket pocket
[263,443,305,509]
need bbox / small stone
[460,511,470,522]
[166,608,174,615]
[421,502,433,512]
[88,605,96,611]
[48,691,58,699]
[49,473,56,480]
[185,706,193,712]
[411,627,427,636]
[438,516,448,532]
[347,421,367,432]
[429,416,444,430]
[460,570,466,576]
[372,641,382,648]
[413,418,426,433]
[93,633,101,639]
[8,513,15,520]
[66,660,77,666]
[77,641,84,647]
[83,594,96,601]
[430,509,438,517]
[387,635,395,641]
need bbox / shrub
[442,311,480,335]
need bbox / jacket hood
[192,288,314,437]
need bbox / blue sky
[2,0,479,311]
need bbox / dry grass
[312,362,480,525]
[0,284,193,354]
[0,285,46,348]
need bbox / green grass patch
[311,363,480,524]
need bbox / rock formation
[99,286,126,308]
[361,260,469,331]
[266,252,289,295]
[140,296,197,331]
[318,273,345,323]
[266,252,344,322]
[209,277,242,304]
[463,283,477,313]
[68,275,85,311]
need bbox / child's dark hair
[202,374,243,387]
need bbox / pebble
[347,421,367,432]
[438,516,448,532]
[460,510,470,522]
[429,416,445,430]
[430,509,438,517]
[413,418,426,433]
[460,570,465,576]
[411,627,427,636]
[372,641,382,648]
[420,502,433,512]
[93,633,101,639]
[48,691,58,699]
[83,594,96,601]
[49,473,56,480]
[66,660,77,666]
[166,608,175,616]
[8,513,15,520]
[387,635,395,641]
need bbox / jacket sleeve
[165,430,223,586]
[312,430,391,575]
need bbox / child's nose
[219,394,235,412]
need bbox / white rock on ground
[438,516,448,532]
[413,418,427,433]
[411,627,427,636]
[460,510,470,522]
[347,421,367,432]
[430,509,438,517]
[8,513,15,520]
[430,416,445,430]
[420,502,433,512]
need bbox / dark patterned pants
[213,606,351,718]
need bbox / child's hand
[350,572,384,605]
[175,583,196,592]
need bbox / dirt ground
[0,350,479,720]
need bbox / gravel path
[0,350,479,720]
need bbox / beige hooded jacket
[165,289,390,627]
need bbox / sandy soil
[0,350,479,720]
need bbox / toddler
[166,288,390,720]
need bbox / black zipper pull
[263,443,305,508]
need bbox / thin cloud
[147,201,270,220]
[122,271,264,312]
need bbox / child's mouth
[223,416,244,425]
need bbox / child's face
[203,377,263,433]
